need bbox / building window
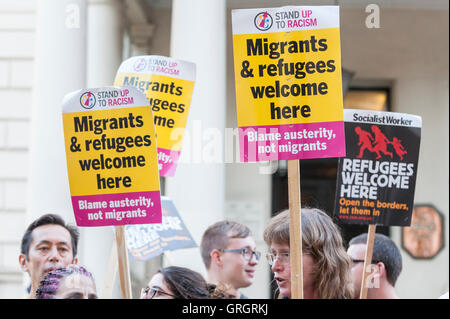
[344,88,389,111]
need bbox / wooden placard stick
[288,159,303,299]
[115,225,132,299]
[359,224,376,299]
[101,238,118,299]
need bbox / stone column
[87,0,123,87]
[166,0,227,274]
[26,0,87,294]
[28,0,87,223]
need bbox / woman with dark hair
[263,207,354,299]
[35,264,97,299]
[140,266,231,299]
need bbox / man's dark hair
[349,233,402,286]
[20,214,79,260]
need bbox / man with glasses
[347,233,402,299]
[200,220,260,299]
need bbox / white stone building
[0,0,448,299]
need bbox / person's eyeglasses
[141,286,178,299]
[351,259,380,266]
[265,252,290,266]
[218,248,261,261]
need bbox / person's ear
[368,262,383,286]
[364,262,382,290]
[376,262,386,279]
[210,249,223,267]
[19,254,29,273]
[72,256,78,265]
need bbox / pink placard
[71,191,162,227]
[239,121,346,162]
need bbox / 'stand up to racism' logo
[354,125,407,160]
[80,91,96,109]
[134,57,147,72]
[254,11,273,31]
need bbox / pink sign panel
[239,121,346,162]
[71,191,162,227]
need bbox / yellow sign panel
[63,106,159,195]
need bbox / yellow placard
[114,56,196,176]
[233,27,343,128]
[62,87,162,227]
[114,73,195,151]
[231,6,346,162]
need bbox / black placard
[334,109,421,226]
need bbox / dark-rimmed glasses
[141,286,178,299]
[351,259,380,265]
[218,248,261,261]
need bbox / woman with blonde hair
[263,207,353,299]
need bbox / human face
[19,224,77,293]
[220,237,259,290]
[347,243,366,298]
[141,273,176,299]
[270,241,291,298]
[54,273,97,299]
[270,242,317,298]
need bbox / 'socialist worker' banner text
[334,109,422,226]
[62,87,162,227]
[232,6,345,162]
[114,56,195,177]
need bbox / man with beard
[19,214,80,298]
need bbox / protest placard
[232,5,345,299]
[114,56,196,177]
[62,86,162,227]
[334,108,422,298]
[334,109,421,226]
[125,197,197,261]
[232,6,345,162]
[62,86,163,298]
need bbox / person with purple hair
[35,264,98,299]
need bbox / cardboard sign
[114,56,196,177]
[62,86,162,227]
[125,197,197,261]
[334,109,422,226]
[232,6,345,162]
